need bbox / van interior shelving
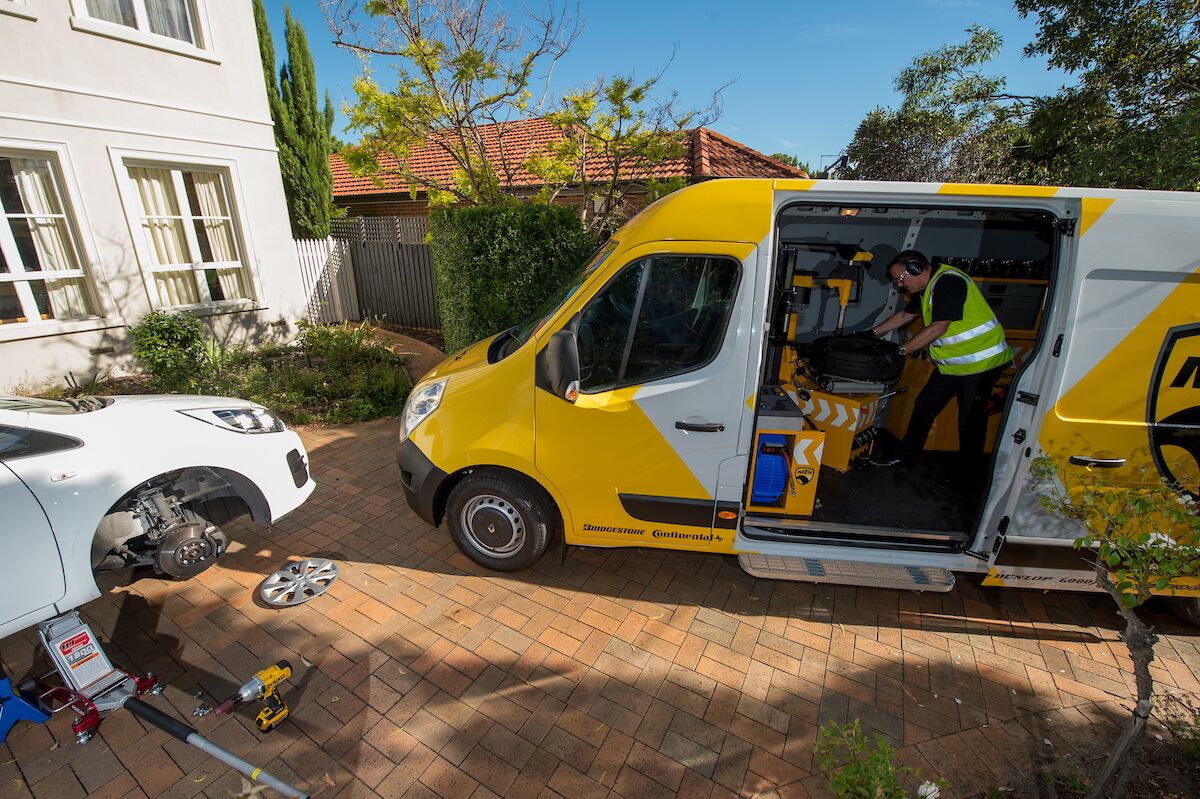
[744,203,1058,548]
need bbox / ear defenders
[901,258,924,276]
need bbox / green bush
[1163,692,1200,762]
[128,311,211,392]
[815,720,944,799]
[125,314,411,425]
[428,204,595,352]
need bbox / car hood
[104,394,264,411]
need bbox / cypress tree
[253,2,334,239]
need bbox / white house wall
[0,1,305,391]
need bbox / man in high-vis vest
[867,250,1013,475]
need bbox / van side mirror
[536,328,581,402]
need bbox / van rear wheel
[446,471,552,572]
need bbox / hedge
[428,204,595,353]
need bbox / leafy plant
[844,25,1024,184]
[124,314,412,425]
[524,71,719,237]
[1161,692,1200,762]
[129,311,210,392]
[253,1,336,238]
[815,720,943,799]
[428,203,595,352]
[1031,455,1200,798]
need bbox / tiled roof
[330,117,806,197]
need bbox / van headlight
[401,378,448,439]
[179,406,286,433]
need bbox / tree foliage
[523,69,718,237]
[325,0,579,207]
[844,26,1022,183]
[1032,456,1200,798]
[1013,0,1200,190]
[1016,0,1200,121]
[324,0,715,222]
[255,1,337,238]
[841,3,1200,191]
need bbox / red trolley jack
[3,611,308,798]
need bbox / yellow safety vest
[920,264,1013,376]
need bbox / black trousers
[899,362,1008,472]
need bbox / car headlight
[401,378,448,439]
[179,407,286,433]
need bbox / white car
[0,395,316,640]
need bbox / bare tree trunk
[1087,564,1158,799]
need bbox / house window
[0,155,96,326]
[84,0,198,45]
[127,164,252,308]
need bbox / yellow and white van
[397,178,1200,612]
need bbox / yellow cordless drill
[205,661,293,732]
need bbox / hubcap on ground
[259,558,340,607]
[461,494,525,558]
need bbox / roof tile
[331,117,805,197]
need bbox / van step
[738,553,956,592]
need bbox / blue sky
[261,1,1074,171]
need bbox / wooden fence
[294,216,441,330]
[294,237,359,324]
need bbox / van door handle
[1069,455,1126,468]
[675,420,725,433]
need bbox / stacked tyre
[809,335,905,383]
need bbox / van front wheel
[446,472,552,572]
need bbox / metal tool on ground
[1,611,308,797]
[195,660,293,732]
[126,695,307,798]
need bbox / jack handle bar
[124,697,308,798]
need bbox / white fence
[294,237,360,324]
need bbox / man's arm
[871,310,916,337]
[901,319,950,354]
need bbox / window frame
[0,140,119,341]
[112,149,262,315]
[68,0,219,63]
[575,253,742,394]
[0,1,38,22]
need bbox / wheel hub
[461,495,524,557]
[155,521,227,578]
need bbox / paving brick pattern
[3,343,1200,798]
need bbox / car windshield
[0,396,111,414]
[512,241,619,344]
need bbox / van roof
[616,177,1200,246]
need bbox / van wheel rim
[461,494,525,557]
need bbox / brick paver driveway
[4,416,1200,799]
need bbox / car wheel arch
[86,465,270,572]
[436,465,563,537]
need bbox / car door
[0,427,68,626]
[535,242,753,551]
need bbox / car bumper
[397,438,449,527]
[258,430,316,523]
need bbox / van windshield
[511,240,618,344]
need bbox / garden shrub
[428,204,595,353]
[125,313,411,424]
[129,310,211,392]
[815,720,943,799]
